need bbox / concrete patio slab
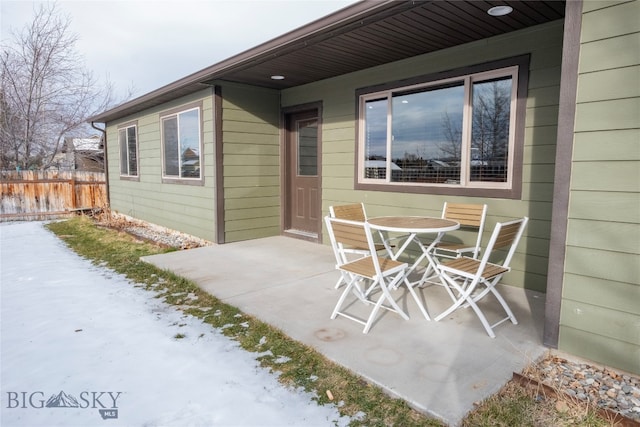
[142,236,547,426]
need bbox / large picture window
[358,60,526,197]
[161,106,201,180]
[118,124,138,177]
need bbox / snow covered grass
[44,216,442,427]
[1,221,350,427]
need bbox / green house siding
[105,89,217,242]
[219,83,281,243]
[559,0,640,374]
[283,21,565,293]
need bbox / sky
[1,221,354,426]
[1,0,359,101]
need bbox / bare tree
[471,80,511,162]
[438,80,511,163]
[439,110,462,160]
[1,3,119,170]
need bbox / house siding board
[525,105,560,128]
[528,66,562,90]
[571,162,640,192]
[228,206,280,221]
[570,191,640,223]
[523,164,555,184]
[225,154,279,166]
[221,84,280,243]
[522,183,554,202]
[524,144,557,165]
[223,121,278,135]
[524,125,558,147]
[225,216,280,233]
[573,129,640,161]
[527,86,564,109]
[565,246,639,289]
[225,186,280,199]
[567,219,640,254]
[224,176,280,188]
[577,66,640,103]
[226,227,280,243]
[225,195,280,210]
[579,32,640,74]
[105,89,217,242]
[559,326,640,375]
[561,300,639,346]
[564,274,640,316]
[581,0,639,42]
[224,134,280,148]
[581,0,632,13]
[574,98,640,133]
[225,164,280,177]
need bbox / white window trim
[118,123,138,178]
[357,65,519,191]
[160,106,202,181]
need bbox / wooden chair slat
[331,203,366,222]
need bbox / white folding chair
[434,217,528,338]
[431,202,488,259]
[329,203,386,289]
[325,215,412,333]
[418,202,488,285]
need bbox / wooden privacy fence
[1,171,107,221]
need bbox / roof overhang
[90,0,565,123]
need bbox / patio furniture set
[324,202,529,338]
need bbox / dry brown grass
[462,359,619,427]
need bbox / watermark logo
[46,390,79,408]
[5,390,122,420]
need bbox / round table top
[368,216,460,233]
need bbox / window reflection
[360,66,516,188]
[470,77,512,182]
[391,84,464,183]
[364,98,388,179]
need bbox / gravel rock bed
[532,355,640,421]
[124,224,211,249]
[96,212,212,250]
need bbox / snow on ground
[0,222,351,427]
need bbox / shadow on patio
[142,235,546,426]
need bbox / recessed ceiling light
[487,5,513,16]
[270,75,285,80]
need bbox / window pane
[297,119,317,176]
[364,98,388,179]
[391,84,464,184]
[127,127,137,176]
[119,129,128,174]
[163,117,179,176]
[178,109,200,178]
[470,77,512,182]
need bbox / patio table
[367,216,460,288]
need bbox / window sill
[354,181,522,199]
[161,177,204,186]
